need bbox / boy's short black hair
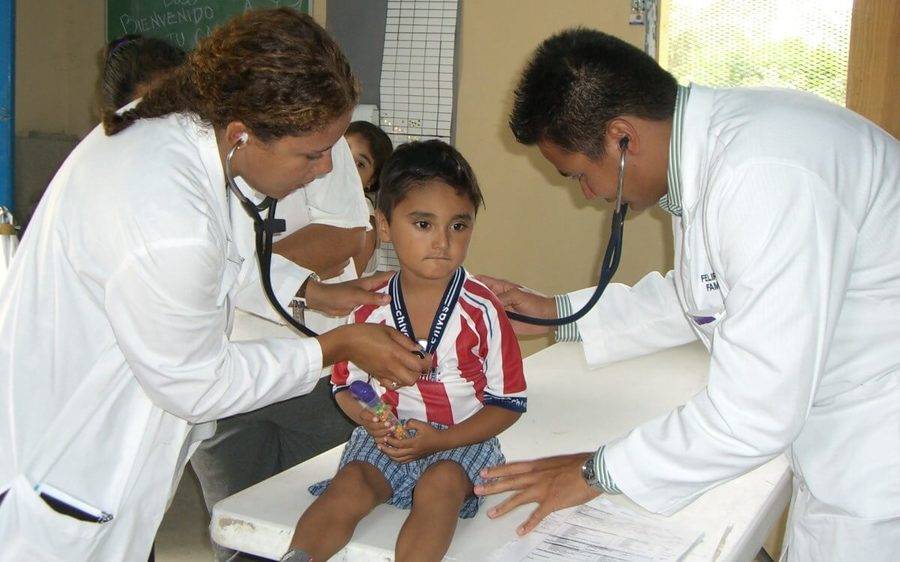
[377,140,483,222]
[346,121,394,192]
[510,28,677,159]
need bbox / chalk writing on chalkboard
[107,1,311,50]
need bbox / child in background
[345,121,402,275]
[21,35,185,234]
[99,34,186,114]
[283,140,527,562]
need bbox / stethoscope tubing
[227,138,628,334]
[506,205,626,326]
[225,139,319,337]
[507,143,629,327]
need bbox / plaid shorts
[308,422,505,519]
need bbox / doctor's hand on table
[477,275,557,336]
[475,453,601,536]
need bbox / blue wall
[0,0,13,211]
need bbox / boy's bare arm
[334,389,366,422]
[381,406,521,463]
[435,405,521,449]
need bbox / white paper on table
[489,498,703,562]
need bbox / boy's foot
[280,549,313,562]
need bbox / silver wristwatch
[290,272,320,322]
[581,452,604,492]
[289,297,307,323]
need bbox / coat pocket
[785,483,900,562]
[0,475,112,562]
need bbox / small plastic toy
[349,380,408,439]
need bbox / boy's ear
[374,210,392,243]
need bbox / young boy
[283,140,527,561]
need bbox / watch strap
[290,272,320,324]
[584,445,622,494]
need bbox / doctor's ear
[224,121,253,149]
[605,119,637,155]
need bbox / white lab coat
[570,86,900,560]
[0,113,326,561]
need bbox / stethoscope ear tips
[619,137,630,150]
[238,132,249,145]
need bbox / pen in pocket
[34,482,114,523]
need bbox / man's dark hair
[510,28,677,158]
[377,140,483,222]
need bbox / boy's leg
[191,379,351,562]
[395,461,472,562]
[290,461,392,560]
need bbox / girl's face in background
[346,133,377,191]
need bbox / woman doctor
[0,9,429,561]
[476,29,900,561]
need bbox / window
[658,0,853,106]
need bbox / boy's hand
[358,408,396,441]
[379,419,445,463]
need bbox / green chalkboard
[107,0,311,51]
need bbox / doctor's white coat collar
[662,84,719,223]
[182,113,232,238]
[658,84,691,217]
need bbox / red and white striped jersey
[332,269,527,426]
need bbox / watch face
[582,457,595,482]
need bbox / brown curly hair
[102,8,359,141]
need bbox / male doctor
[477,29,900,560]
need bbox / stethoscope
[506,137,629,326]
[225,132,628,337]
[225,132,319,337]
